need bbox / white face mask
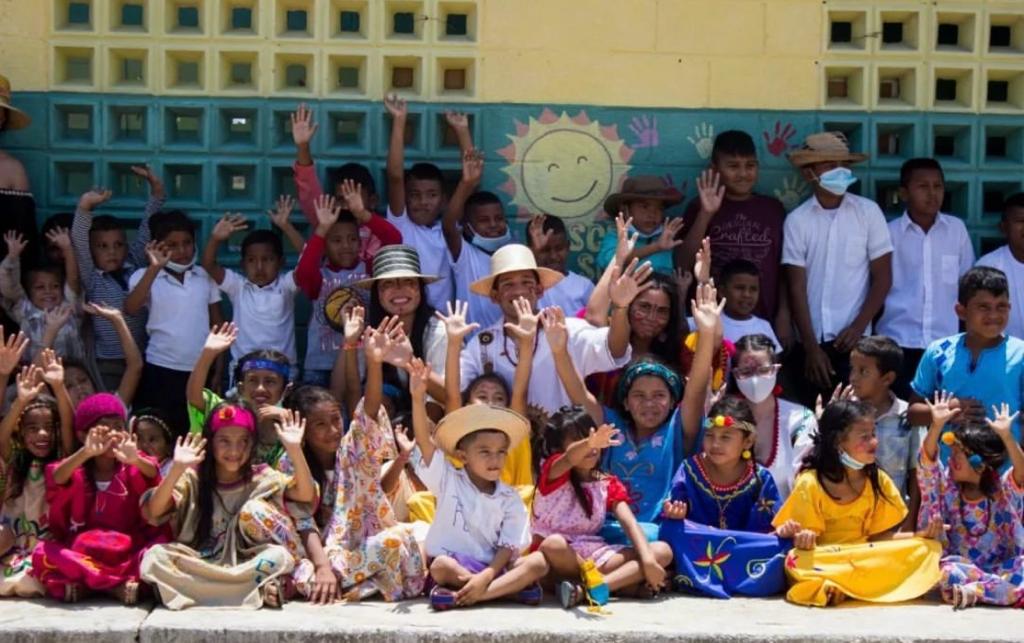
[735,373,777,404]
[165,256,196,274]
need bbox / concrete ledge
[0,600,149,643]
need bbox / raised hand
[204,322,238,354]
[314,194,340,233]
[614,213,638,267]
[654,217,685,252]
[0,331,28,376]
[672,267,694,297]
[268,195,296,230]
[393,424,415,458]
[39,349,64,387]
[986,402,1019,441]
[83,301,123,322]
[145,241,171,268]
[83,425,112,458]
[212,213,248,242]
[112,431,143,466]
[343,305,365,345]
[587,424,622,450]
[926,390,961,428]
[691,280,725,334]
[540,306,568,353]
[694,237,712,284]
[376,316,414,369]
[383,93,408,119]
[130,165,165,198]
[45,227,72,253]
[173,433,207,467]
[78,188,112,212]
[44,304,73,330]
[3,231,27,259]
[504,297,539,342]
[275,409,306,449]
[435,300,479,343]
[338,179,365,215]
[661,500,688,520]
[461,149,483,185]
[527,214,553,251]
[363,327,388,365]
[696,169,725,216]
[609,258,654,308]
[444,110,469,130]
[290,103,319,146]
[15,364,45,402]
[405,357,431,400]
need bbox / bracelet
[343,342,362,351]
[611,304,629,312]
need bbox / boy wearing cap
[596,176,684,276]
[461,245,635,414]
[782,132,893,408]
[409,361,548,610]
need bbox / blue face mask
[629,223,663,239]
[838,448,867,471]
[469,225,512,254]
[816,167,858,196]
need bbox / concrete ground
[0,593,1018,643]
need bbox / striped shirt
[71,197,162,359]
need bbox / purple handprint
[661,173,688,200]
[629,115,659,149]
[763,121,796,157]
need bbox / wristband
[343,341,362,351]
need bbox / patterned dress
[659,455,787,598]
[531,454,630,568]
[291,400,425,601]
[918,452,1024,606]
[0,459,47,596]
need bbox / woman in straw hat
[0,73,39,279]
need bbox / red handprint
[763,121,796,157]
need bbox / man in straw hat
[781,131,893,408]
[408,379,549,609]
[460,244,646,413]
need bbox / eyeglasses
[733,365,777,379]
[630,301,672,319]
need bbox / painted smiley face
[520,129,614,219]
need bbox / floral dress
[0,459,47,596]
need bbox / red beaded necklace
[696,453,755,494]
[758,398,782,469]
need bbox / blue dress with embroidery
[658,455,789,599]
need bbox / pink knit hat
[209,404,256,434]
[74,393,127,436]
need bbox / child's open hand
[343,305,365,345]
[444,110,469,130]
[145,241,171,268]
[204,322,238,354]
[313,194,340,234]
[338,179,366,219]
[673,267,694,298]
[3,231,27,259]
[112,431,143,466]
[926,390,961,428]
[540,305,568,353]
[376,316,414,369]
[696,169,725,216]
[435,300,479,343]
[212,213,248,242]
[661,500,688,521]
[383,93,407,120]
[461,149,483,185]
[130,165,165,199]
[309,564,338,605]
[84,425,113,458]
[527,214,553,252]
[691,280,725,335]
[173,433,207,468]
[504,297,539,342]
[78,188,112,211]
[793,529,817,550]
[268,195,295,230]
[363,327,387,365]
[290,103,318,146]
[986,402,1019,441]
[694,236,712,285]
[774,519,801,539]
[39,349,64,387]
[44,304,73,331]
[609,258,654,308]
[614,213,638,267]
[15,364,45,402]
[0,330,28,377]
[275,409,306,449]
[586,424,622,450]
[83,301,123,322]
[45,226,72,253]
[393,424,415,458]
[405,357,431,400]
[654,217,685,252]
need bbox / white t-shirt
[720,313,782,353]
[219,269,300,366]
[781,192,893,342]
[538,271,595,316]
[128,266,221,371]
[449,241,502,331]
[414,447,530,562]
[877,213,975,349]
[461,316,631,413]
[976,245,1024,340]
[386,208,453,312]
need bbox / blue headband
[239,358,290,380]
[617,361,683,405]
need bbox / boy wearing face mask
[781,132,893,409]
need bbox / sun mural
[498,109,634,277]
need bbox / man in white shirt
[782,132,893,408]
[976,192,1024,340]
[460,244,634,413]
[876,159,975,397]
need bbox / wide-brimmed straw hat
[0,75,30,130]
[352,244,439,289]
[787,131,867,168]
[603,175,683,216]
[469,244,562,296]
[433,404,530,456]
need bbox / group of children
[0,92,1022,613]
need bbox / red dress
[31,458,170,598]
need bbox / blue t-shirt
[911,333,1024,455]
[596,226,675,276]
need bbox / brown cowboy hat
[433,404,530,456]
[787,131,867,168]
[469,244,562,296]
[0,74,30,130]
[603,175,683,216]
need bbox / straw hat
[787,131,867,168]
[603,175,684,216]
[0,75,30,131]
[352,244,439,289]
[433,404,530,456]
[469,244,563,296]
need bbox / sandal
[261,579,284,609]
[114,581,139,606]
[515,582,543,606]
[63,583,80,604]
[951,585,978,610]
[429,586,457,611]
[558,581,583,609]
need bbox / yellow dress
[772,470,941,606]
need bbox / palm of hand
[277,424,303,447]
[175,446,202,466]
[382,339,413,367]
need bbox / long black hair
[284,385,339,495]
[538,406,600,517]
[802,400,890,504]
[193,402,256,550]
[954,421,1006,498]
[368,280,436,412]
[8,395,61,500]
[631,273,683,370]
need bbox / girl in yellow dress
[772,400,942,606]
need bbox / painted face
[956,290,1010,341]
[624,199,665,235]
[900,168,944,218]
[624,375,674,431]
[242,242,282,288]
[628,288,672,340]
[406,178,445,226]
[838,417,878,465]
[303,401,343,459]
[848,350,893,403]
[455,431,510,483]
[948,442,983,484]
[469,379,509,408]
[702,424,753,468]
[378,278,422,317]
[712,154,759,199]
[238,368,287,408]
[161,230,195,265]
[732,349,776,380]
[64,366,95,409]
[722,273,759,319]
[492,270,541,319]
[532,231,569,273]
[20,407,57,459]
[89,229,128,273]
[467,203,508,239]
[135,420,171,461]
[212,425,253,476]
[27,270,63,311]
[324,221,360,269]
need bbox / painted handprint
[774,175,810,211]
[660,174,688,199]
[763,121,796,157]
[629,115,659,149]
[687,122,715,160]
